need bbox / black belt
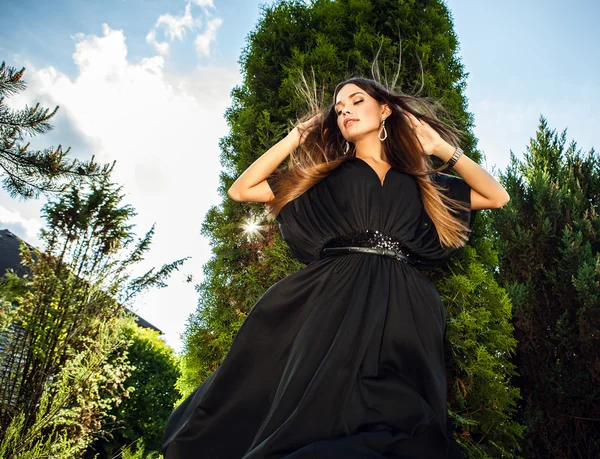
[321,246,419,266]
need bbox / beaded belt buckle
[321,246,418,266]
[320,229,420,267]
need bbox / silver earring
[378,117,388,141]
[344,141,350,154]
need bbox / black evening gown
[162,157,477,458]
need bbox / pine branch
[122,257,190,305]
[0,62,26,98]
[0,61,113,199]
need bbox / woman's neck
[353,134,387,163]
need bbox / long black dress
[162,156,477,458]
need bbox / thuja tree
[0,176,187,457]
[0,61,113,200]
[87,323,181,458]
[493,117,600,458]
[179,0,524,456]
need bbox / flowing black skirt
[162,253,465,458]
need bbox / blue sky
[0,0,598,351]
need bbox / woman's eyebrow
[334,92,365,107]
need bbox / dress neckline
[353,156,393,188]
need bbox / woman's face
[335,83,387,142]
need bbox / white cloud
[146,1,222,60]
[146,29,170,56]
[10,24,242,351]
[193,0,215,7]
[194,17,223,57]
[155,1,195,42]
[146,1,197,55]
[0,205,44,246]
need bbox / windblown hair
[265,75,472,249]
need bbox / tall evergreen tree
[0,61,113,200]
[179,1,524,456]
[494,116,600,458]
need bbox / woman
[162,77,510,458]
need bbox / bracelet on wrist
[446,147,464,168]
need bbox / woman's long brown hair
[265,76,473,249]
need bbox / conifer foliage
[0,61,113,199]
[179,1,523,456]
[494,117,600,458]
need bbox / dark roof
[0,229,162,334]
[0,229,32,278]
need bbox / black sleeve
[266,173,278,197]
[431,172,476,231]
[265,173,286,224]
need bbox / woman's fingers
[407,112,422,127]
[305,113,322,129]
[402,112,418,130]
[401,111,418,128]
[298,114,321,131]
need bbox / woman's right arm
[227,114,321,203]
[227,128,299,203]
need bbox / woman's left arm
[402,111,510,210]
[434,143,510,210]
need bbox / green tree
[179,0,524,456]
[87,323,181,458]
[0,61,112,199]
[0,176,187,457]
[494,117,600,458]
[0,313,137,459]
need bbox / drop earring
[378,117,388,141]
[344,141,350,154]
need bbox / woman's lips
[345,119,358,127]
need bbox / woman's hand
[401,111,453,158]
[292,113,323,146]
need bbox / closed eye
[336,99,363,116]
